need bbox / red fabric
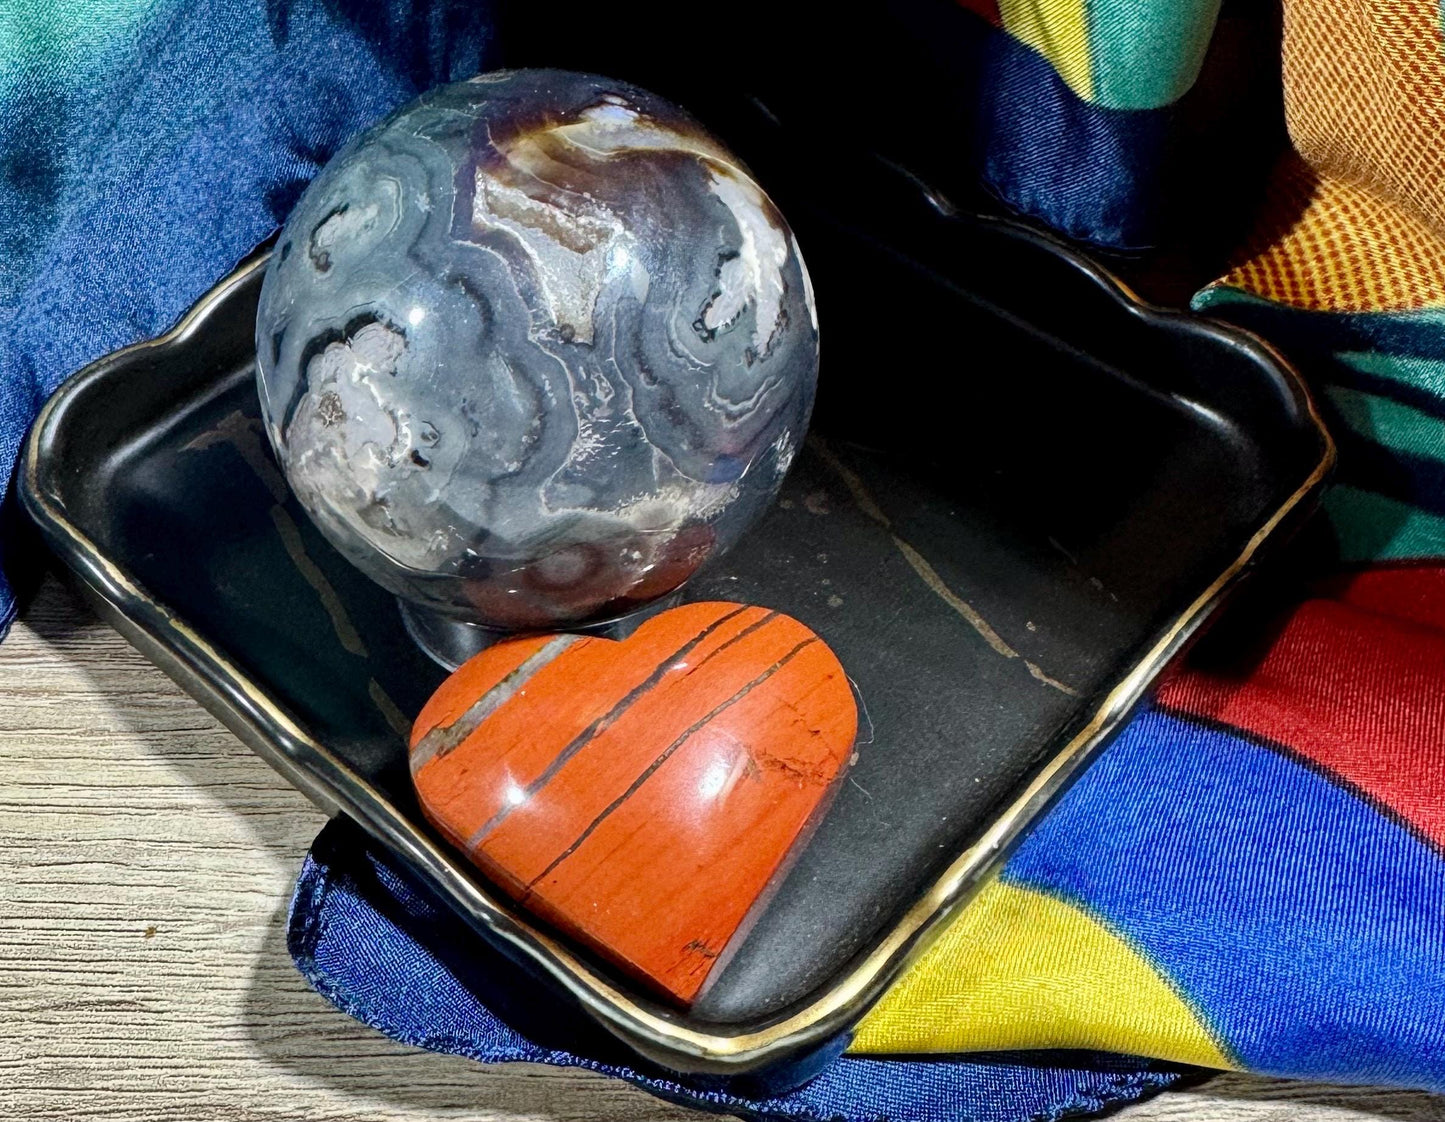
[1159,566,1445,849]
[1323,563,1445,631]
[955,0,1003,27]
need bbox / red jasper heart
[409,601,858,1006]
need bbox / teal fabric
[1088,0,1223,108]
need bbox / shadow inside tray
[22,125,1331,1061]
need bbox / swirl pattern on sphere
[255,69,818,628]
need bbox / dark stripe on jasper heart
[519,636,821,891]
[410,634,579,773]
[467,603,765,843]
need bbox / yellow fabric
[850,880,1234,1068]
[998,0,1094,102]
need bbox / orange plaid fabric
[1285,0,1445,237]
[1214,154,1445,311]
[1208,0,1445,312]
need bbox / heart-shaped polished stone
[409,601,857,1006]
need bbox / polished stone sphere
[255,69,818,630]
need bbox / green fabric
[1338,349,1445,400]
[1324,485,1445,562]
[1088,0,1222,108]
[0,1,158,93]
[1323,385,1445,465]
[1193,288,1445,563]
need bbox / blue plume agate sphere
[255,69,818,629]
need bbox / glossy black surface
[23,144,1329,1067]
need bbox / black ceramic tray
[21,153,1332,1072]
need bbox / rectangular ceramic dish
[21,143,1331,1073]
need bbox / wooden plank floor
[3,575,1442,1122]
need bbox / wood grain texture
[3,575,1444,1121]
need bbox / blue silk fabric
[0,0,496,635]
[290,817,1183,1120]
